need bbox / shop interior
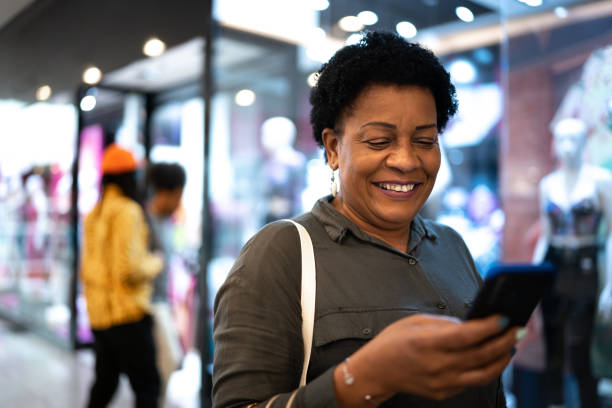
[1,0,611,406]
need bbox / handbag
[151,301,184,391]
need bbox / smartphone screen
[466,263,556,327]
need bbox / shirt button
[408,258,417,265]
[362,328,372,336]
[437,302,447,310]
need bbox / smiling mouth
[375,182,416,193]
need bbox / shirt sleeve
[212,221,339,408]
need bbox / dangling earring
[331,168,338,197]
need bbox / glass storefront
[0,0,611,406]
[206,1,612,406]
[0,101,77,346]
[498,2,612,405]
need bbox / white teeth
[381,183,415,192]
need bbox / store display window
[0,101,77,346]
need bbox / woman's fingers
[365,314,517,398]
[432,315,510,351]
[453,350,513,388]
[445,326,520,371]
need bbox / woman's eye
[414,139,437,148]
[365,139,390,148]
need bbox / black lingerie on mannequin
[546,197,601,237]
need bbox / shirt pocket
[308,307,419,378]
[314,307,420,346]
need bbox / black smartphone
[466,263,556,327]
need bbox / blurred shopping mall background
[0,0,611,407]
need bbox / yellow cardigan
[81,185,162,330]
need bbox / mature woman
[213,31,520,408]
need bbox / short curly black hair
[148,162,186,192]
[309,31,458,148]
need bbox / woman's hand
[334,313,519,406]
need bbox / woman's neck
[557,159,583,198]
[331,197,412,253]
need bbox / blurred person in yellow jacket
[81,143,163,408]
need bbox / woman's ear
[321,128,339,169]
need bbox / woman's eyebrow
[415,123,437,130]
[360,121,396,129]
[360,122,437,130]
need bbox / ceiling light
[235,89,256,106]
[82,66,102,85]
[455,6,474,22]
[80,95,97,111]
[143,37,166,57]
[517,0,542,7]
[309,27,326,41]
[554,6,568,18]
[310,0,329,11]
[419,34,440,50]
[449,59,477,84]
[473,48,494,65]
[396,21,417,39]
[307,72,318,87]
[357,11,378,26]
[36,85,52,101]
[339,16,363,32]
[345,33,364,45]
[306,41,341,63]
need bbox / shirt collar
[311,195,438,253]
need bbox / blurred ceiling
[0,0,34,29]
[0,0,607,104]
[0,0,207,103]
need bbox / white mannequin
[533,117,612,319]
[258,116,306,223]
[532,117,612,407]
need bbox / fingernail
[497,316,510,330]
[515,327,528,341]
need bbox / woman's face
[323,84,440,232]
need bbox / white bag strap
[285,219,316,387]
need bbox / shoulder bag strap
[285,219,316,388]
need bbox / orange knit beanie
[101,144,138,175]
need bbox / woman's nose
[385,146,420,172]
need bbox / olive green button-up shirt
[213,196,505,408]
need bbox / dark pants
[541,294,599,407]
[542,245,600,408]
[88,315,160,408]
